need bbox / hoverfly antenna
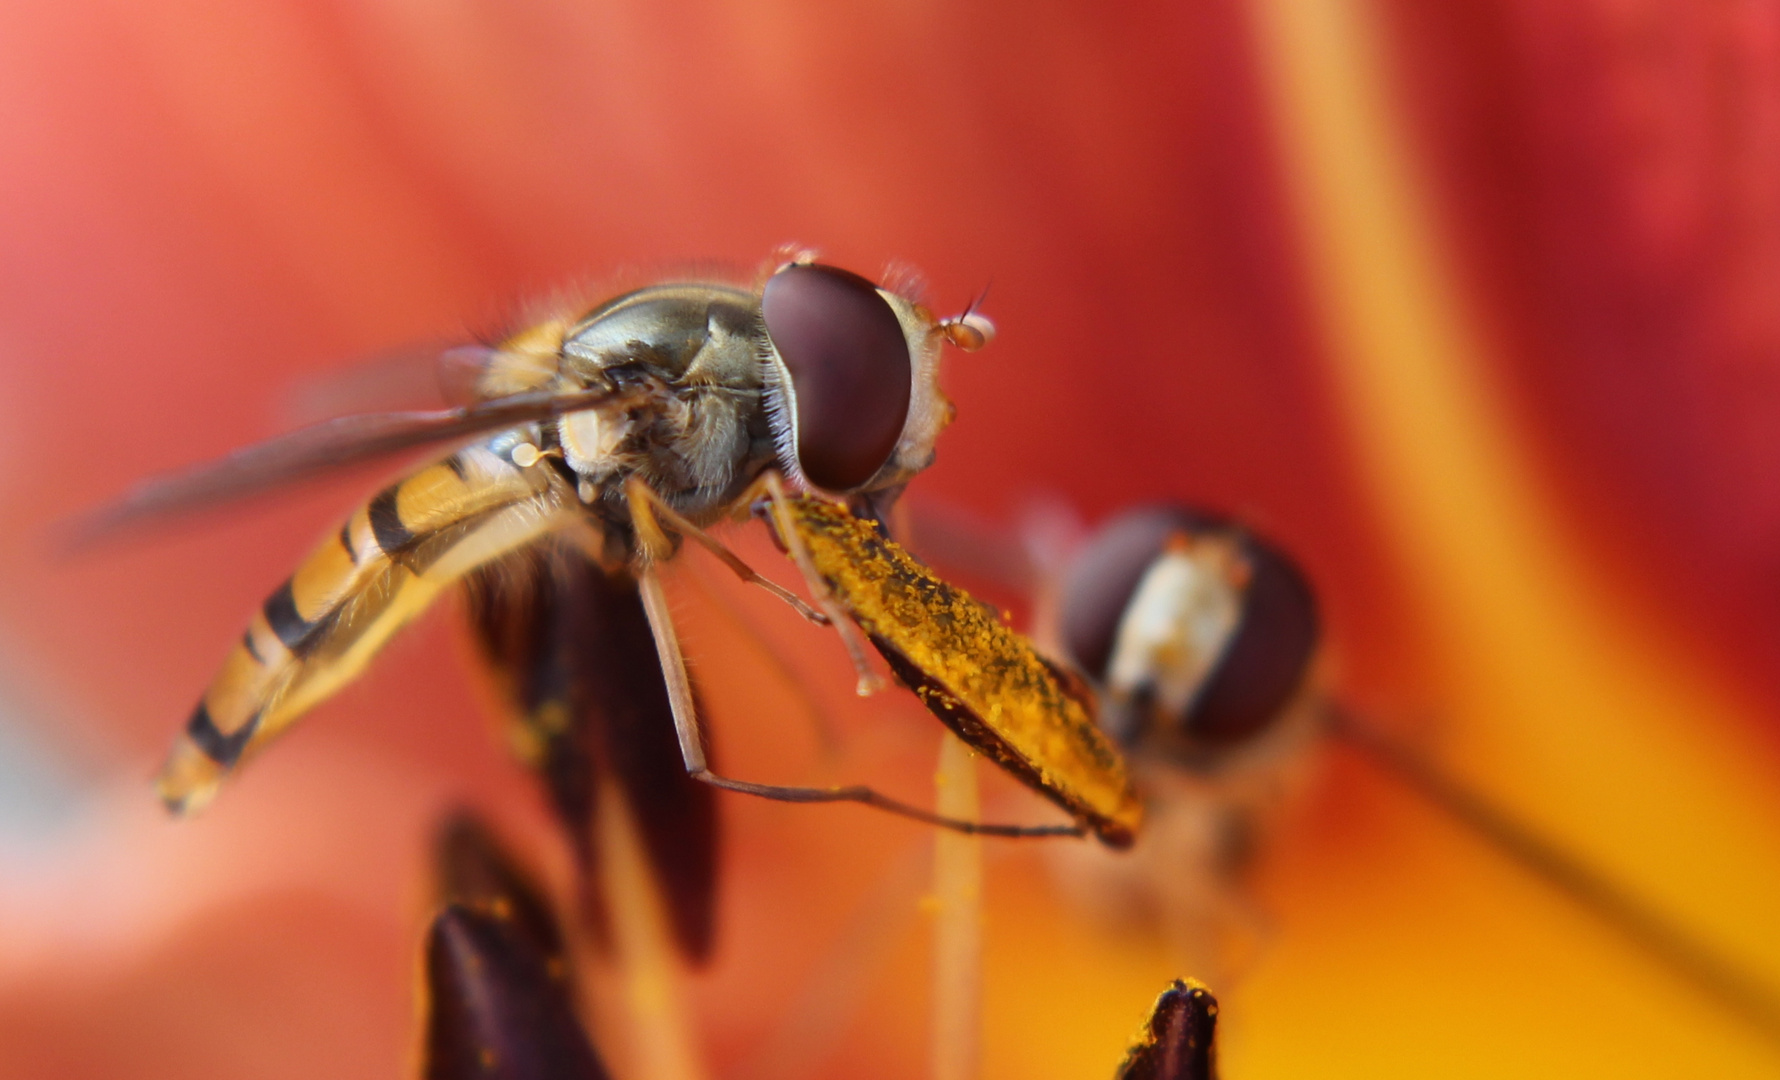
[940,281,995,352]
[963,281,992,322]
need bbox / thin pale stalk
[931,731,983,1080]
[592,781,708,1080]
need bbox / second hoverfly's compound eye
[1059,510,1189,685]
[1060,507,1320,749]
[762,263,913,492]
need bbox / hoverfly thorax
[1058,507,1319,760]
[549,282,773,509]
[759,260,971,500]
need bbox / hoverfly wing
[465,548,599,868]
[279,340,488,428]
[466,544,720,964]
[67,383,623,548]
[575,559,721,965]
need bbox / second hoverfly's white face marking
[1106,536,1248,724]
[1061,507,1320,752]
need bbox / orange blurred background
[0,1,1777,1078]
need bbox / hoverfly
[80,253,1137,956]
[986,502,1780,1039]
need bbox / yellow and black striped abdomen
[158,442,578,814]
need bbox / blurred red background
[0,1,1776,1078]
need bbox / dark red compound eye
[762,263,912,492]
[1060,506,1320,748]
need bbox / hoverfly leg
[634,563,714,777]
[757,472,887,697]
[634,563,1085,840]
[623,476,829,626]
[674,558,847,760]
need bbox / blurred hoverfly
[919,501,1780,1037]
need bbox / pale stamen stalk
[594,781,708,1080]
[931,732,984,1080]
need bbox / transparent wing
[68,384,628,547]
[279,339,478,426]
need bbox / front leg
[627,472,885,695]
[755,471,887,696]
[623,475,829,626]
[628,532,1082,840]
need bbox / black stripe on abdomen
[187,702,257,768]
[263,580,326,655]
[369,486,414,555]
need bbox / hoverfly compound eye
[1059,509,1190,685]
[762,263,913,492]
